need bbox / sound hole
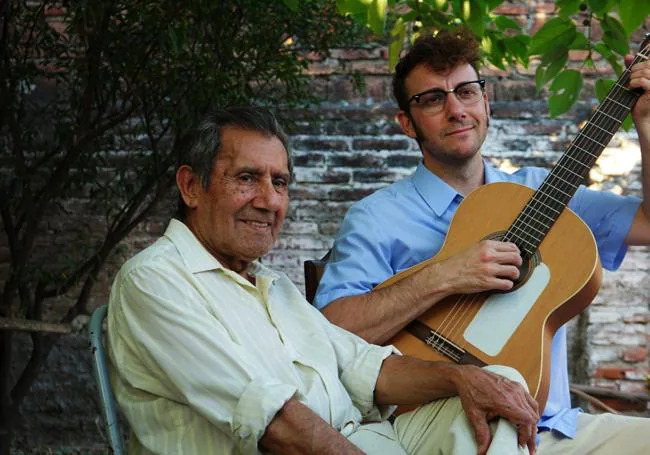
[483,231,540,292]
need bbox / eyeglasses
[408,80,486,114]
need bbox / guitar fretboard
[503,40,650,257]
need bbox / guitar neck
[503,39,650,257]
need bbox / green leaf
[367,0,388,35]
[569,32,588,50]
[555,0,582,18]
[494,15,520,31]
[460,0,486,38]
[484,0,504,10]
[548,69,583,117]
[504,35,530,66]
[535,65,546,93]
[621,113,633,131]
[389,18,406,72]
[594,78,615,102]
[529,17,576,56]
[601,15,629,56]
[543,50,569,84]
[587,0,608,13]
[282,0,300,12]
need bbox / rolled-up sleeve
[315,312,397,421]
[233,379,296,453]
[110,264,297,454]
[570,186,641,270]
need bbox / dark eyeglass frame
[408,79,486,107]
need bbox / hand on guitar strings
[454,365,539,455]
[435,240,522,295]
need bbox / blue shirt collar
[412,159,499,217]
[412,162,459,217]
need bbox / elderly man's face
[186,126,290,273]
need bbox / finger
[492,241,520,253]
[527,423,538,455]
[517,420,533,449]
[468,415,491,455]
[494,264,521,280]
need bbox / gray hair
[176,106,293,219]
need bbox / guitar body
[382,182,602,410]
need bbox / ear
[176,165,202,210]
[483,92,491,118]
[396,110,417,139]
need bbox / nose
[445,92,467,120]
[252,178,284,211]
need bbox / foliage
[335,0,650,118]
[0,0,363,449]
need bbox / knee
[483,365,528,390]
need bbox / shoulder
[116,236,183,286]
[346,177,416,218]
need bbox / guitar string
[427,45,650,355]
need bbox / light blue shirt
[314,161,641,439]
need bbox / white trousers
[349,365,529,454]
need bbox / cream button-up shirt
[108,219,394,454]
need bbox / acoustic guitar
[380,35,650,410]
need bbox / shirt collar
[163,218,279,281]
[412,162,460,217]
[412,160,498,217]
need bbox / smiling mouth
[241,220,272,229]
[446,126,474,136]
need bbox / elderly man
[107,106,538,454]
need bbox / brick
[386,154,421,168]
[292,137,349,152]
[622,347,648,363]
[594,367,634,380]
[353,169,406,183]
[292,152,327,167]
[352,138,410,151]
[293,168,351,184]
[328,152,386,168]
[329,186,381,202]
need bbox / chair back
[303,250,331,304]
[89,304,125,454]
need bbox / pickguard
[463,263,551,356]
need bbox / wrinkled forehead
[216,126,289,173]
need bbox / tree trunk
[0,332,14,455]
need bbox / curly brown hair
[392,27,481,112]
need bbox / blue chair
[89,304,125,454]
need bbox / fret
[562,153,592,171]
[554,162,584,180]
[585,118,619,135]
[514,218,550,238]
[576,133,608,149]
[509,223,542,244]
[568,143,599,161]
[522,198,561,216]
[521,205,556,224]
[533,190,568,207]
[604,96,629,110]
[540,172,580,191]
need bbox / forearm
[374,355,463,405]
[260,398,362,455]
[321,263,451,344]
